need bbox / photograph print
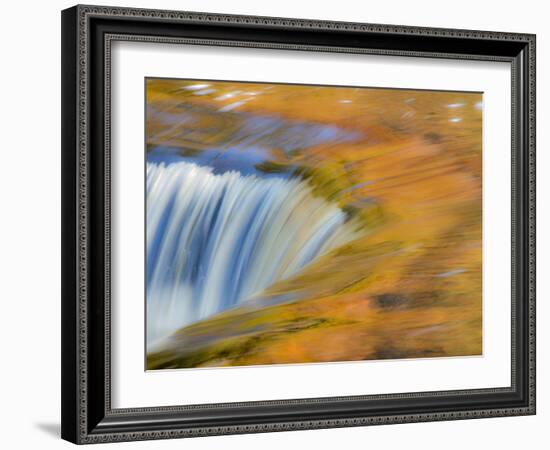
[145,78,483,370]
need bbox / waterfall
[146,161,360,348]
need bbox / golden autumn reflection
[145,79,482,369]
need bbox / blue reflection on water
[148,145,285,178]
[147,106,362,178]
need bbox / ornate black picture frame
[61,4,536,444]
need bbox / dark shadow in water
[35,422,60,438]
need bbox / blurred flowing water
[145,80,484,367]
[146,161,361,348]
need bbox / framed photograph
[61,4,536,444]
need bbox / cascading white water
[146,161,360,348]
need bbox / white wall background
[0,0,545,448]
